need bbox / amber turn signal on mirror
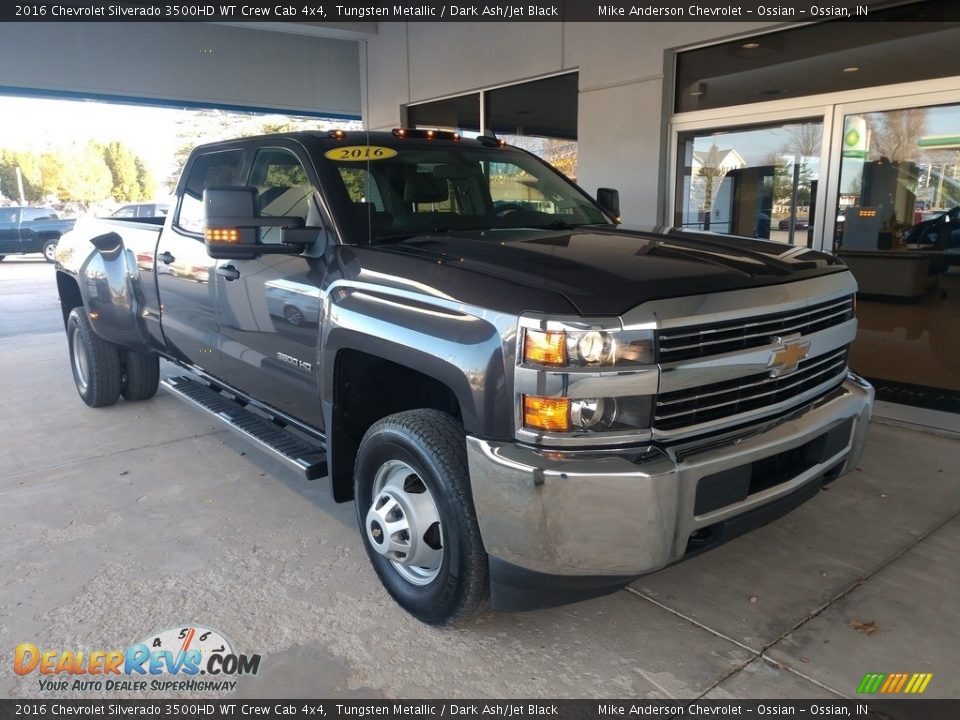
[204,228,241,243]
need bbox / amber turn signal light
[523,330,566,366]
[205,228,240,243]
[523,395,571,432]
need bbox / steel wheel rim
[365,459,444,586]
[44,243,57,261]
[71,328,89,392]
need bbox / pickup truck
[54,130,874,624]
[0,206,76,262]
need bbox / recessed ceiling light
[742,42,761,49]
[843,66,860,73]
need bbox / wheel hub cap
[72,329,89,391]
[365,459,443,586]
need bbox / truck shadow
[217,430,358,532]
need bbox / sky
[2,97,186,192]
[0,95,358,198]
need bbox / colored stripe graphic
[857,672,932,694]
[857,673,885,693]
[893,674,909,693]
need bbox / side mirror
[596,187,621,221]
[203,186,307,259]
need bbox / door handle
[217,265,241,281]
[158,251,175,265]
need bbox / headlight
[522,328,652,367]
[573,331,615,364]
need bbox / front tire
[42,239,58,263]
[67,307,122,407]
[121,350,160,401]
[355,409,489,625]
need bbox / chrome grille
[654,347,849,432]
[657,295,854,364]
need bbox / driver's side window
[248,148,313,244]
[176,150,244,235]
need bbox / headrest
[403,170,448,204]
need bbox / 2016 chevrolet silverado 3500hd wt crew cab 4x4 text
[55,130,874,624]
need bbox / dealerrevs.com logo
[14,625,261,693]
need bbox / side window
[112,206,136,218]
[176,150,244,234]
[249,148,314,244]
[22,208,56,222]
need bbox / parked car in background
[778,216,810,231]
[0,206,76,262]
[110,203,170,219]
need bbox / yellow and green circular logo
[845,128,861,147]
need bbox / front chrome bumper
[467,372,874,578]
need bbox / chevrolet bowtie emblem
[768,336,811,377]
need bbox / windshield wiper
[373,228,450,244]
[527,221,591,231]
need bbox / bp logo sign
[843,117,868,159]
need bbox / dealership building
[2,0,957,430]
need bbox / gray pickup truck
[55,130,874,624]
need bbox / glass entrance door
[831,101,960,413]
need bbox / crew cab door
[156,147,245,380]
[0,208,21,254]
[216,144,329,429]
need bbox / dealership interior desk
[838,247,958,299]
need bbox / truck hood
[376,226,847,315]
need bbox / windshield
[323,144,611,243]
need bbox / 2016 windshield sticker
[324,146,398,162]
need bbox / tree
[102,141,141,202]
[134,158,156,201]
[698,143,729,228]
[868,109,928,162]
[45,142,113,206]
[0,148,45,203]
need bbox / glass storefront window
[675,120,822,244]
[833,102,960,411]
[407,74,579,179]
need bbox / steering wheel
[495,203,528,218]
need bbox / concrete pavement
[2,257,958,699]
